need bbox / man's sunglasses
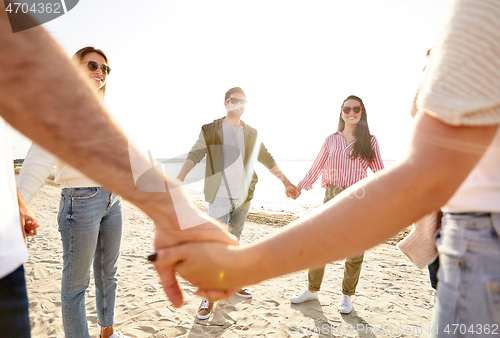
[84,61,111,75]
[342,105,362,114]
[226,98,247,105]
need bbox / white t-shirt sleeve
[0,119,28,279]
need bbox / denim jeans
[431,213,500,337]
[209,196,251,240]
[58,187,122,338]
[0,265,31,337]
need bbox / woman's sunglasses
[84,61,111,75]
[342,105,361,114]
[226,98,247,105]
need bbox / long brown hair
[72,46,110,98]
[337,95,375,163]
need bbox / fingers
[24,219,40,237]
[156,266,184,308]
[285,186,301,200]
[150,246,187,308]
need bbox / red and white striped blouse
[299,131,385,190]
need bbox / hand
[286,184,300,200]
[150,185,238,308]
[17,191,40,243]
[152,241,247,302]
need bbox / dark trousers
[0,265,31,337]
[427,257,440,290]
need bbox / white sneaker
[290,289,318,304]
[339,294,352,314]
[196,298,214,320]
[108,333,131,338]
[235,287,252,299]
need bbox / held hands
[286,184,301,200]
[150,240,247,303]
[150,185,238,308]
[17,191,40,243]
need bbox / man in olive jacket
[177,87,298,320]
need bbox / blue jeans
[58,187,122,338]
[209,197,251,240]
[0,265,31,337]
[431,213,500,337]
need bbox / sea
[160,159,398,217]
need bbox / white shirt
[0,118,28,279]
[443,128,500,213]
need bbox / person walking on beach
[176,86,299,320]
[289,95,384,314]
[17,47,130,338]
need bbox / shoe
[290,289,318,304]
[339,294,352,314]
[196,298,214,320]
[235,287,252,299]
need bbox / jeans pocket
[71,187,100,200]
[487,280,500,324]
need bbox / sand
[21,177,434,338]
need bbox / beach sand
[20,174,434,338]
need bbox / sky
[10,0,454,161]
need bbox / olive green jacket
[187,117,277,203]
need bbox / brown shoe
[235,287,252,299]
[196,298,213,320]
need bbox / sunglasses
[342,105,362,114]
[84,61,111,75]
[226,98,247,105]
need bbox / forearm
[238,113,499,286]
[270,165,292,187]
[176,159,195,182]
[0,16,173,225]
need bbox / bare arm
[155,112,498,293]
[176,159,195,183]
[270,165,298,199]
[0,8,237,307]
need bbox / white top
[0,118,28,279]
[442,129,500,213]
[17,143,99,204]
[416,0,500,213]
[215,119,246,199]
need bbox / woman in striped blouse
[290,95,384,314]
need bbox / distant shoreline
[15,168,410,244]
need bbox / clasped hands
[285,184,303,199]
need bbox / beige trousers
[307,185,364,295]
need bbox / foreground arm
[0,8,236,307]
[154,112,498,295]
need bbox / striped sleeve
[368,137,385,172]
[417,0,500,126]
[299,140,328,191]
